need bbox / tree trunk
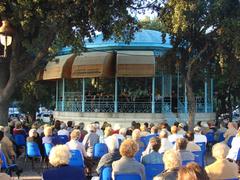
[0,101,10,126]
[185,64,196,131]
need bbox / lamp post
[0,20,14,58]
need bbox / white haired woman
[43,145,86,180]
[205,143,239,179]
[154,149,182,180]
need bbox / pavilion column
[152,76,155,113]
[211,78,213,112]
[82,78,85,112]
[62,78,65,111]
[161,73,165,112]
[177,69,180,112]
[184,83,188,113]
[56,80,58,111]
[114,76,118,113]
[204,80,208,112]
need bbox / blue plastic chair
[236,148,240,161]
[100,166,112,180]
[57,135,69,144]
[134,147,145,162]
[26,142,42,169]
[69,150,84,169]
[44,143,53,156]
[218,132,225,142]
[93,143,108,159]
[115,173,141,180]
[227,136,234,148]
[144,163,164,180]
[0,152,17,175]
[182,160,194,166]
[196,142,206,153]
[142,134,157,147]
[14,134,26,146]
[193,151,204,167]
[206,132,215,144]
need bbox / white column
[152,77,155,113]
[114,76,118,113]
[211,78,213,112]
[161,73,164,112]
[62,78,65,111]
[184,83,188,113]
[82,78,85,112]
[56,80,58,111]
[204,80,208,112]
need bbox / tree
[0,0,142,125]
[149,0,239,129]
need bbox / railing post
[82,78,85,112]
[114,76,118,113]
[56,80,58,111]
[161,73,164,112]
[204,80,208,112]
[211,78,213,112]
[184,83,188,113]
[152,76,155,113]
[62,78,65,111]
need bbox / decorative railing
[85,102,114,112]
[118,102,152,113]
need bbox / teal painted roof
[60,29,172,54]
[85,29,172,51]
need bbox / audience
[132,129,145,149]
[141,137,163,164]
[168,125,183,143]
[112,139,145,180]
[154,149,181,180]
[205,143,239,179]
[227,127,240,161]
[0,155,11,180]
[13,121,26,137]
[42,126,54,145]
[193,126,207,144]
[96,135,121,174]
[175,138,195,162]
[43,145,86,180]
[82,124,99,157]
[184,131,201,152]
[57,123,69,137]
[159,130,173,153]
[178,123,186,135]
[224,122,238,142]
[178,162,209,180]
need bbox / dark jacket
[154,168,179,180]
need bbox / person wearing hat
[193,126,207,144]
[178,123,186,135]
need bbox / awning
[116,51,155,77]
[71,52,114,78]
[37,54,76,80]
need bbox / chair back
[44,143,53,156]
[100,166,112,180]
[141,134,157,147]
[236,148,240,161]
[115,173,141,180]
[57,135,69,144]
[93,143,108,159]
[69,150,84,168]
[193,151,204,167]
[218,132,225,142]
[0,152,8,169]
[206,132,215,144]
[14,134,26,146]
[144,163,164,180]
[182,160,194,166]
[134,147,145,162]
[227,136,234,148]
[196,142,206,153]
[26,142,41,157]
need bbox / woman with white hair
[132,129,145,149]
[43,145,86,180]
[159,130,173,153]
[96,135,121,174]
[205,143,239,179]
[154,149,181,180]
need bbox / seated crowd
[0,119,239,180]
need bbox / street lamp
[0,20,14,58]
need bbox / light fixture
[0,20,14,58]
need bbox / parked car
[36,113,51,123]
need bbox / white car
[36,113,51,123]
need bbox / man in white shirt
[168,125,183,143]
[193,126,207,144]
[58,123,69,137]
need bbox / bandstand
[38,29,215,126]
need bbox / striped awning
[71,52,114,78]
[37,54,76,80]
[116,51,155,77]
